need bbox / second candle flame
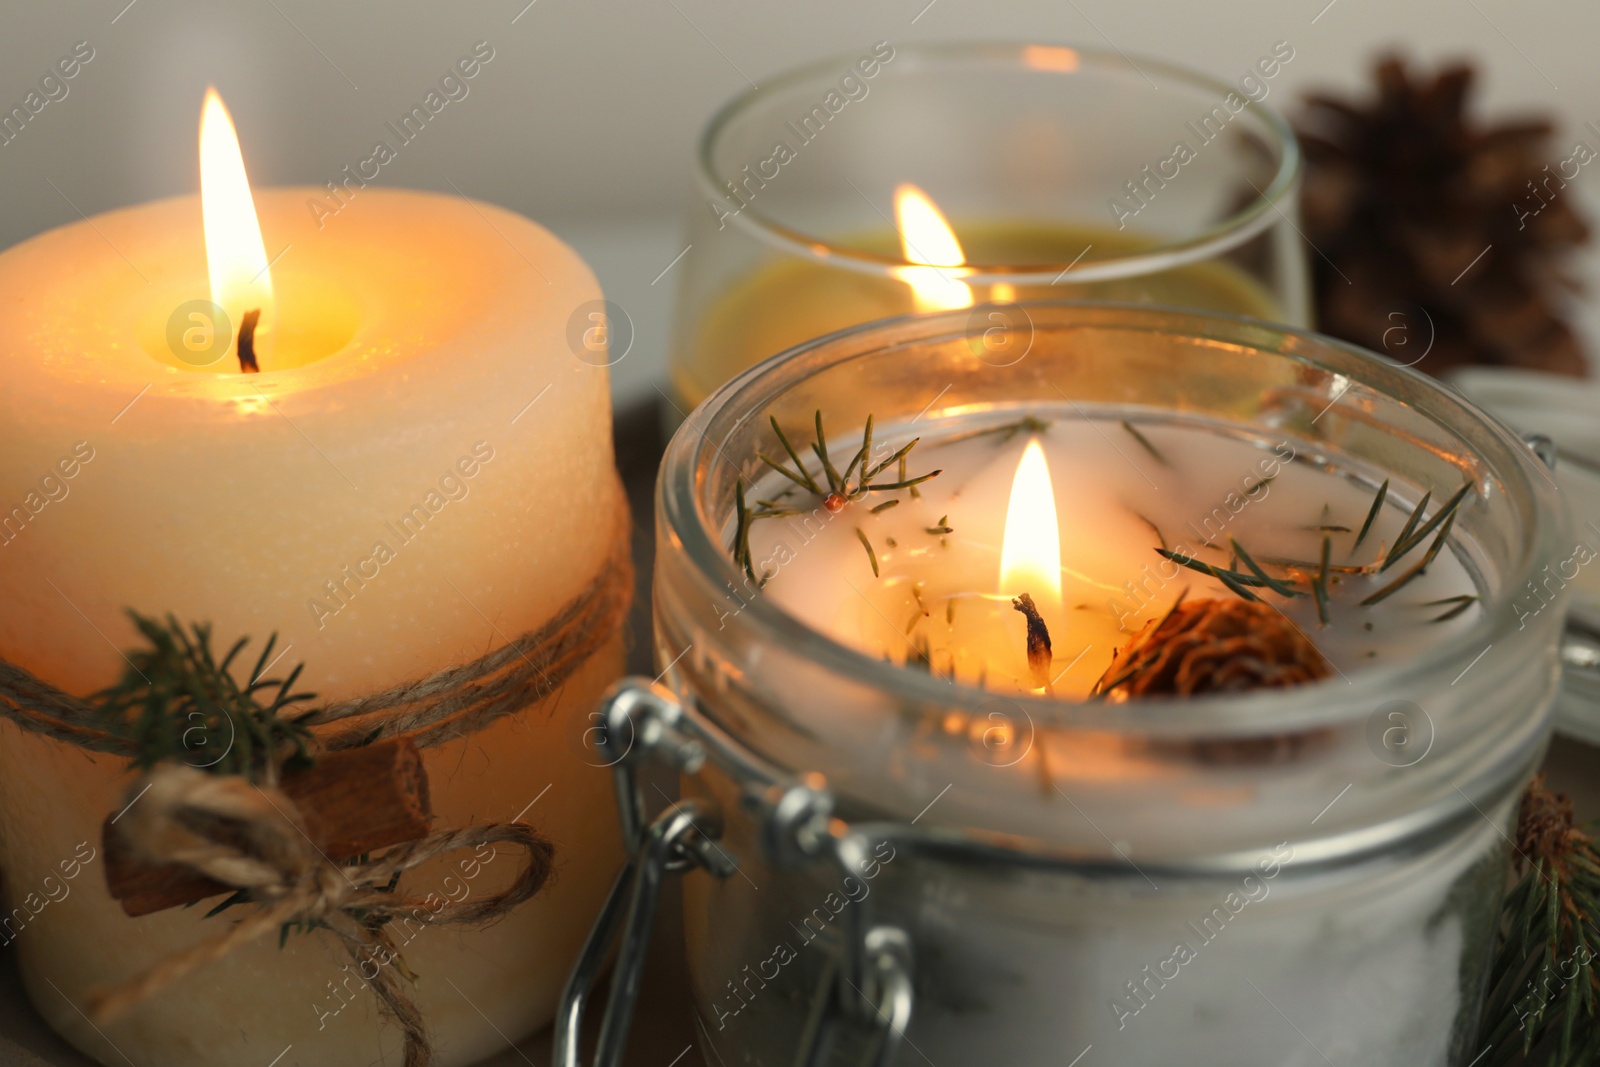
[200,87,273,371]
[892,183,973,312]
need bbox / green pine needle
[1361,510,1459,605]
[855,528,880,577]
[765,415,822,495]
[1121,420,1169,467]
[1354,478,1390,550]
[1231,537,1304,599]
[1386,489,1433,566]
[1155,548,1270,596]
[1382,482,1473,571]
[1312,535,1331,625]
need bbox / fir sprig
[92,612,316,782]
[1475,778,1600,1066]
[735,410,943,583]
[88,616,381,943]
[1154,479,1475,614]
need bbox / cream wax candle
[0,93,626,1067]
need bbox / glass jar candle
[667,42,1310,410]
[592,305,1571,1067]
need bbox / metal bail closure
[557,677,726,1067]
[1522,431,1559,470]
[796,924,916,1067]
[554,798,728,1067]
[557,678,920,1067]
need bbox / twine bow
[86,763,554,1067]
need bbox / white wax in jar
[743,410,1480,694]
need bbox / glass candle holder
[667,42,1309,409]
[637,305,1568,1067]
[1452,366,1600,747]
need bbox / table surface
[5,400,1600,1067]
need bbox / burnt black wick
[236,308,261,373]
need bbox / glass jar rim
[695,41,1303,286]
[658,302,1567,733]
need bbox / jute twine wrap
[0,529,634,756]
[0,525,633,1067]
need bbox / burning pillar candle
[0,91,626,1067]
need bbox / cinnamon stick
[103,737,432,917]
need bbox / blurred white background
[2,0,1597,402]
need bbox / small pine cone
[1100,598,1330,699]
[1098,598,1331,763]
[1515,774,1590,881]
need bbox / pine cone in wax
[1295,55,1590,378]
[1098,598,1330,699]
[1098,598,1332,763]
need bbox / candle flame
[1021,45,1079,72]
[892,183,972,312]
[999,439,1062,606]
[200,87,273,366]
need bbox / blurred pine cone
[1295,55,1590,377]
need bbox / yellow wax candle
[0,97,625,1067]
[671,214,1287,410]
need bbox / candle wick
[1012,592,1054,692]
[236,308,261,374]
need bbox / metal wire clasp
[555,677,917,1067]
[555,679,726,1067]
